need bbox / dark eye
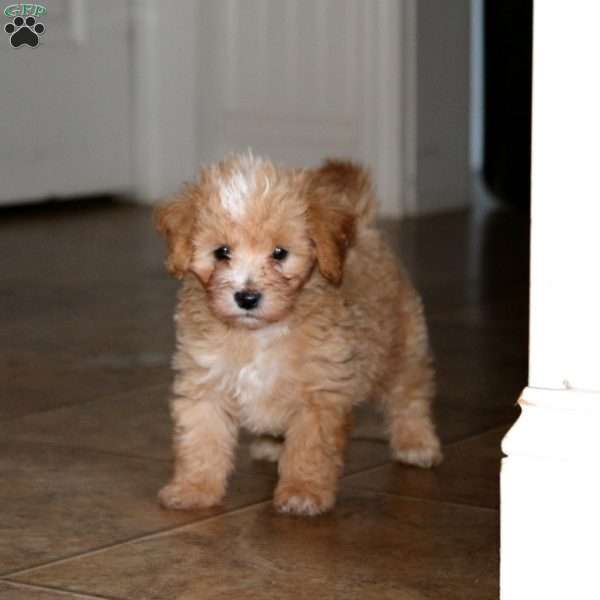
[214,245,231,261]
[271,247,289,261]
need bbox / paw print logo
[4,15,45,48]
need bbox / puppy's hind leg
[249,435,284,462]
[381,362,442,468]
[380,298,442,468]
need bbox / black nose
[234,290,262,310]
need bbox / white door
[132,0,408,218]
[0,0,131,205]
[202,0,405,218]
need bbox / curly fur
[154,153,442,516]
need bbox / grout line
[4,499,272,580]
[348,488,500,514]
[442,421,514,450]
[0,437,173,465]
[340,459,392,481]
[0,579,117,600]
[1,440,284,475]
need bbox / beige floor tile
[0,279,176,421]
[0,348,171,421]
[0,203,162,288]
[1,385,173,460]
[343,427,508,509]
[0,441,274,575]
[13,491,499,600]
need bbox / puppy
[154,153,442,516]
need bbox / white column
[501,2,600,599]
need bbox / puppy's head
[155,154,370,329]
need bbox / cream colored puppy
[154,154,442,516]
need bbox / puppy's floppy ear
[153,194,195,279]
[307,201,354,286]
[306,160,373,285]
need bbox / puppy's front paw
[274,482,335,516]
[158,480,224,510]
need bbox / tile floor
[0,198,529,599]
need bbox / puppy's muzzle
[234,290,262,311]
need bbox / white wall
[0,0,131,205]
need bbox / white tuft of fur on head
[218,151,264,221]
